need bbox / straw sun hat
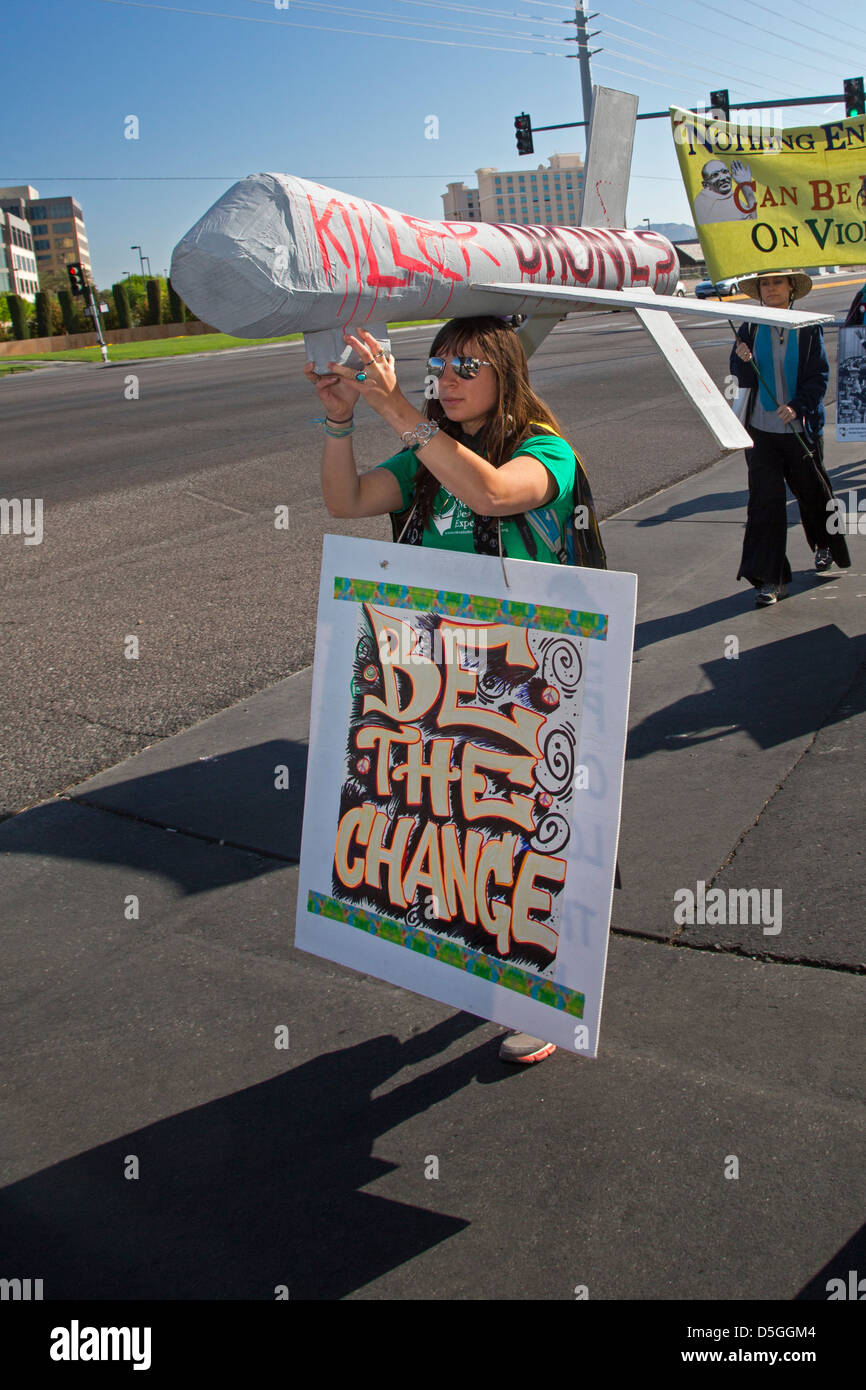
[737,269,813,301]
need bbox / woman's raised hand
[326,327,403,419]
[303,361,361,419]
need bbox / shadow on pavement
[628,627,866,760]
[632,457,866,533]
[69,738,308,862]
[795,1222,866,1300]
[0,738,311,896]
[635,486,749,528]
[0,1014,508,1300]
[635,591,749,652]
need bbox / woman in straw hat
[730,270,850,606]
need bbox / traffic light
[514,113,534,156]
[67,262,86,296]
[844,77,865,117]
[709,89,730,121]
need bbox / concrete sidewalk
[2,440,865,1300]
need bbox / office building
[0,209,40,301]
[0,185,92,284]
[443,155,585,226]
[442,182,481,222]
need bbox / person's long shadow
[823,456,866,496]
[634,591,749,652]
[634,486,749,528]
[0,1014,510,1300]
[0,739,309,897]
[628,626,866,760]
[632,457,866,532]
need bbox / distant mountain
[635,222,697,242]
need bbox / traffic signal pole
[67,261,109,364]
[86,284,110,365]
[530,87,865,137]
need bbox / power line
[594,7,814,99]
[249,0,569,25]
[694,0,859,78]
[86,0,570,55]
[722,0,866,66]
[604,0,835,83]
[784,0,866,40]
[0,173,484,180]
[246,0,572,41]
[591,62,690,93]
[594,28,783,96]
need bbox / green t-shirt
[377,432,576,563]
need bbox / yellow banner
[671,105,866,282]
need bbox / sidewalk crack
[41,703,165,738]
[612,925,864,975]
[65,794,298,865]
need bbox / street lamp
[130,244,145,275]
[642,217,651,231]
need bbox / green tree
[167,278,186,324]
[35,290,54,338]
[40,268,75,297]
[120,275,147,326]
[9,294,30,340]
[112,281,133,329]
[57,288,80,334]
[146,278,162,326]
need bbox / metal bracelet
[400,420,439,451]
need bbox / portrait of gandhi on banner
[693,158,758,224]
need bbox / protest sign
[295,536,637,1057]
[837,326,866,441]
[671,105,866,283]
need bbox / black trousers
[738,429,852,587]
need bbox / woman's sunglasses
[426,355,492,379]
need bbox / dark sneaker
[755,584,780,606]
[815,547,833,572]
[498,1031,556,1065]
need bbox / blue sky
[4,0,866,286]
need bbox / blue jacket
[844,287,866,326]
[729,322,828,440]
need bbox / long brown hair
[409,316,566,530]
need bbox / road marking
[183,490,253,516]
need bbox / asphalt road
[1,280,860,818]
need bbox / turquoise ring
[355,371,367,382]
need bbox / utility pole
[572,0,598,127]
